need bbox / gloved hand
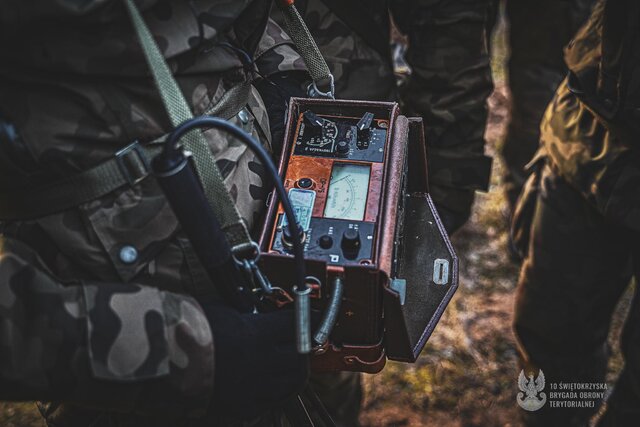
[197,297,310,419]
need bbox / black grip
[152,152,252,311]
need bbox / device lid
[383,118,459,362]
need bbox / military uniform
[500,0,595,210]
[392,0,495,231]
[512,1,640,425]
[0,1,306,425]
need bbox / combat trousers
[512,163,640,426]
[501,0,595,210]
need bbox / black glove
[197,298,310,419]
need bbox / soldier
[0,0,316,425]
[500,0,596,214]
[392,0,495,234]
[512,0,640,425]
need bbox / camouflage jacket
[282,0,494,217]
[0,0,304,423]
[541,0,640,231]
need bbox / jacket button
[119,245,138,264]
[238,108,250,124]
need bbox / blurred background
[0,7,631,427]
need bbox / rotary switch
[335,140,350,156]
[341,229,361,258]
[356,111,374,148]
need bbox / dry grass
[0,403,43,427]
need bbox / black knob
[357,127,371,141]
[341,229,361,258]
[319,235,333,249]
[335,140,350,156]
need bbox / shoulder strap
[0,141,159,220]
[276,0,335,98]
[123,0,254,253]
[0,2,253,253]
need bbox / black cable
[163,116,306,297]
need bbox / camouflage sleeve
[0,237,214,418]
[0,0,149,21]
[255,18,307,77]
[392,0,494,218]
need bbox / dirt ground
[0,15,631,427]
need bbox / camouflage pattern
[392,0,495,227]
[287,0,397,101]
[0,0,308,425]
[512,162,638,426]
[501,0,596,209]
[532,0,636,229]
[0,236,213,417]
[512,2,640,424]
[255,19,308,79]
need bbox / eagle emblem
[517,369,547,411]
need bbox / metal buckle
[231,241,261,265]
[307,74,335,99]
[115,141,150,186]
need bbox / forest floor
[0,14,631,427]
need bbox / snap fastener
[119,245,138,264]
[238,108,250,124]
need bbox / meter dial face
[324,163,370,221]
[307,120,338,147]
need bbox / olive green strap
[0,3,252,223]
[276,1,335,98]
[123,0,253,252]
[0,142,159,220]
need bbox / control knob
[341,229,361,258]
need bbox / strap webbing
[123,0,252,252]
[0,143,160,220]
[276,1,334,97]
[0,0,326,233]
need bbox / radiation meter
[258,98,458,373]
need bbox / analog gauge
[324,163,370,221]
[307,120,338,147]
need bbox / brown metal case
[258,98,457,372]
